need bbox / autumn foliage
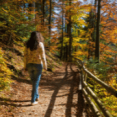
[0,0,117,116]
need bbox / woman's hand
[44,68,47,71]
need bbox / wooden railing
[75,58,117,117]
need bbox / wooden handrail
[75,58,117,97]
[83,65,117,97]
[83,89,101,117]
[83,82,112,117]
[73,57,117,117]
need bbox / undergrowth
[0,48,13,91]
[85,59,117,117]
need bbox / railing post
[84,72,87,82]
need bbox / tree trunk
[48,0,52,48]
[41,0,45,26]
[63,46,66,61]
[68,0,72,62]
[66,45,68,61]
[60,0,64,60]
[95,0,101,62]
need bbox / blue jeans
[27,63,43,103]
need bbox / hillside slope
[0,42,63,115]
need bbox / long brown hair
[26,31,44,51]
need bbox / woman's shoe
[31,101,38,106]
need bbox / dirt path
[0,63,87,117]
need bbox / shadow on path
[11,75,31,85]
[0,97,30,102]
[44,63,70,117]
[0,100,31,107]
[76,90,84,117]
[70,64,85,117]
[44,63,85,117]
[65,64,78,117]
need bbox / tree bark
[60,0,64,60]
[95,0,101,62]
[68,0,72,62]
[41,0,45,26]
[48,0,52,48]
[66,45,68,61]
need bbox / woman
[24,31,47,105]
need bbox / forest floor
[0,63,89,117]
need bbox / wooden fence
[75,58,117,117]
